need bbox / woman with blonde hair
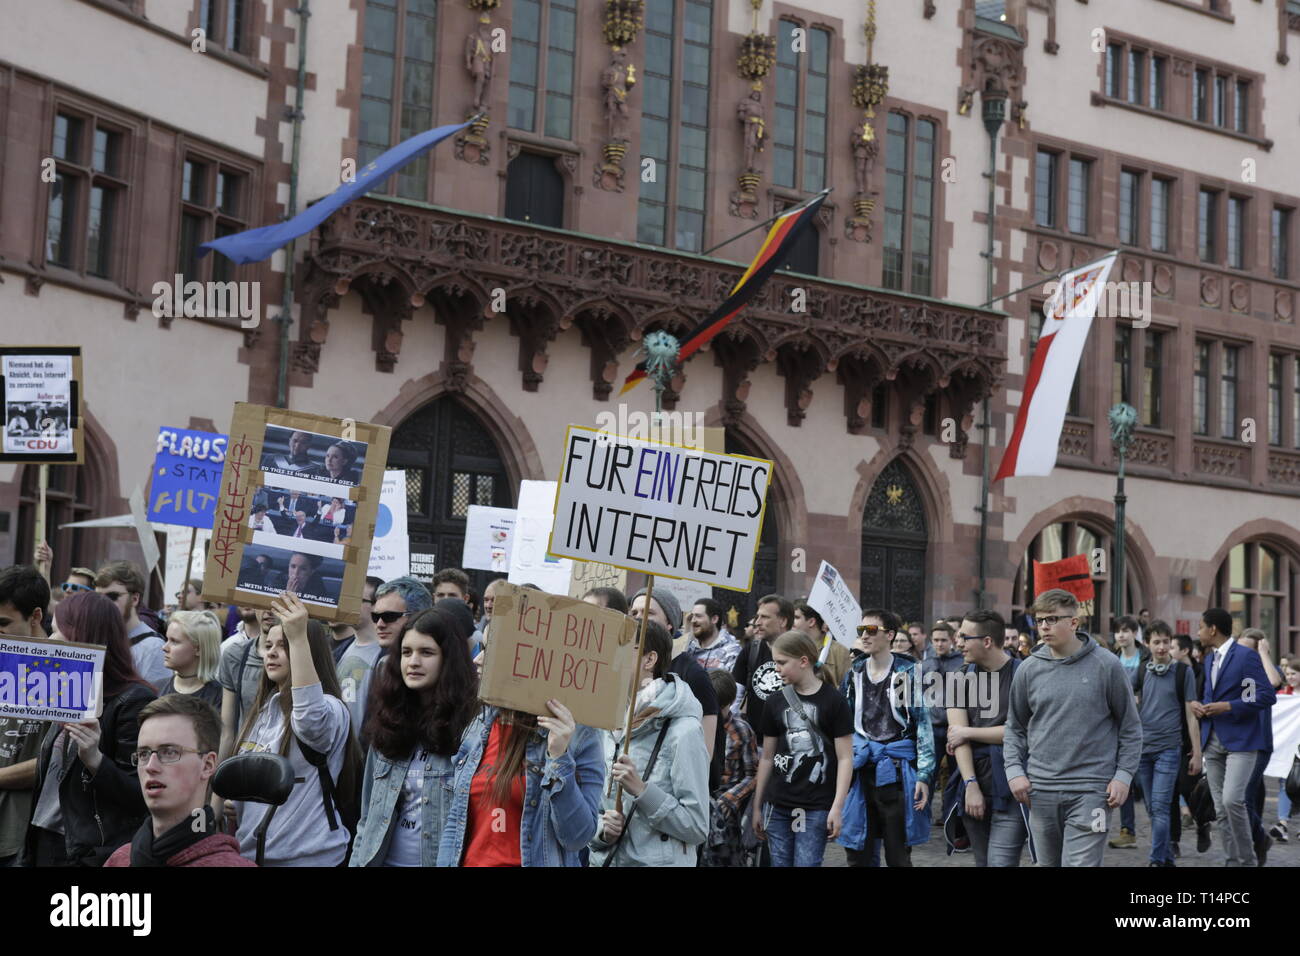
[162,610,225,709]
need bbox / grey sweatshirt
[234,682,351,866]
[1003,633,1142,792]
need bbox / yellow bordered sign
[547,424,774,593]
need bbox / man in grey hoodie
[1003,589,1142,866]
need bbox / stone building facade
[1,0,1297,651]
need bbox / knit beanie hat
[631,587,682,631]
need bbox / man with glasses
[839,609,934,868]
[336,576,385,746]
[371,576,434,653]
[0,566,50,867]
[1003,589,1142,867]
[106,695,253,867]
[96,561,170,691]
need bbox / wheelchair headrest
[212,752,295,806]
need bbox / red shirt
[462,720,525,867]
[1280,685,1295,695]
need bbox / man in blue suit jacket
[1192,608,1277,867]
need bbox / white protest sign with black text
[549,426,773,591]
[806,560,861,650]
[367,470,410,580]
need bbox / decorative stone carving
[738,86,766,174]
[1128,433,1172,468]
[465,15,494,112]
[1276,289,1294,322]
[1037,240,1059,273]
[596,46,636,192]
[1268,452,1300,487]
[776,344,823,427]
[1200,274,1221,307]
[1058,423,1091,459]
[1153,263,1173,297]
[1194,441,1247,479]
[1229,281,1249,313]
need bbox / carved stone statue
[852,120,878,196]
[738,88,766,173]
[464,15,493,112]
[602,47,635,144]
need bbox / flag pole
[976,249,1121,310]
[700,188,831,257]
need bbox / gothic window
[860,458,928,626]
[1013,519,1143,638]
[1215,541,1297,655]
[387,398,513,597]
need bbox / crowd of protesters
[0,543,1293,868]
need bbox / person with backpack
[226,592,361,866]
[349,608,478,866]
[589,621,711,867]
[94,561,170,691]
[751,630,853,867]
[1133,621,1201,867]
[943,609,1031,867]
[21,591,157,866]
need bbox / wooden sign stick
[613,572,654,815]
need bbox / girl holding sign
[350,608,478,866]
[22,591,157,866]
[437,700,605,866]
[227,592,361,866]
[589,621,711,867]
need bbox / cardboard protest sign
[464,505,516,572]
[548,426,773,591]
[567,560,627,600]
[147,427,227,528]
[0,634,105,721]
[1032,554,1095,602]
[479,583,637,730]
[203,404,391,624]
[807,560,861,650]
[367,470,410,580]
[0,346,84,463]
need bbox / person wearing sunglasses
[94,561,171,692]
[837,608,934,868]
[21,591,157,867]
[370,577,434,653]
[1002,588,1142,868]
[106,695,253,867]
[336,576,386,747]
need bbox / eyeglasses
[60,582,92,594]
[131,745,204,767]
[856,624,889,637]
[371,610,406,624]
[1038,615,1075,626]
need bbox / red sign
[1032,554,1095,602]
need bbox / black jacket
[22,683,156,866]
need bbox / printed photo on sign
[3,354,74,456]
[235,544,345,609]
[259,424,368,489]
[250,486,355,550]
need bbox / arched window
[1214,540,1297,655]
[1013,519,1143,637]
[712,430,778,632]
[860,458,928,626]
[16,464,94,580]
[387,398,512,597]
[505,150,565,228]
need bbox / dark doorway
[386,397,513,598]
[860,458,928,625]
[712,430,779,634]
[505,151,564,228]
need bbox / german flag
[620,192,827,395]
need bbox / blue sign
[147,427,228,529]
[0,635,104,721]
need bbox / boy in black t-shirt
[752,631,853,867]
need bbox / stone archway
[859,457,930,625]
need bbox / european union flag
[199,118,473,265]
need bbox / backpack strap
[297,735,341,832]
[234,636,255,728]
[601,717,673,868]
[780,684,830,756]
[1136,663,1147,698]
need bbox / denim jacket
[349,746,456,867]
[436,706,604,867]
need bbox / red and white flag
[995,252,1117,481]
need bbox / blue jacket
[838,737,930,849]
[840,652,936,784]
[349,746,456,867]
[437,706,604,867]
[1199,642,1276,752]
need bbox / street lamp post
[1108,402,1137,629]
[975,83,1007,610]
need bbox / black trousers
[844,774,912,868]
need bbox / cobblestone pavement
[822,790,1298,867]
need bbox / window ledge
[1150,0,1235,23]
[1090,93,1271,150]
[75,0,269,79]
